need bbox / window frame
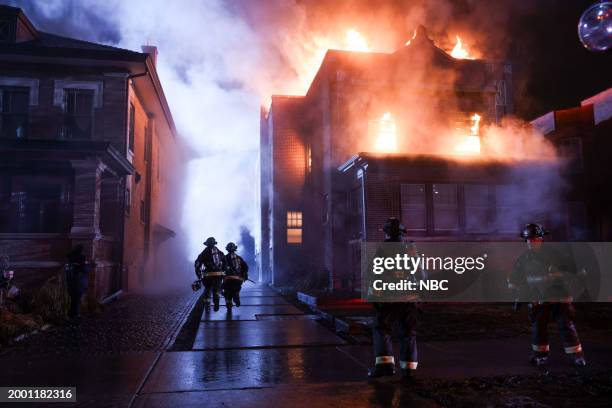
[63,88,95,140]
[400,183,427,231]
[128,102,135,153]
[464,184,491,234]
[432,183,459,232]
[0,86,29,139]
[286,210,303,244]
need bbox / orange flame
[455,113,481,154]
[344,29,371,52]
[373,112,397,152]
[450,36,475,60]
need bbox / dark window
[144,126,150,161]
[64,89,94,139]
[125,189,131,216]
[465,184,490,233]
[400,183,426,231]
[433,184,458,231]
[140,199,147,224]
[1,86,29,139]
[128,103,135,152]
[0,176,71,233]
[0,19,12,42]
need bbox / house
[532,87,612,241]
[0,5,185,302]
[259,26,516,289]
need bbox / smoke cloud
[13,0,582,277]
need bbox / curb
[162,290,201,351]
[295,292,367,336]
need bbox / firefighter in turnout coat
[223,242,249,308]
[508,223,586,368]
[195,237,225,311]
[368,218,424,382]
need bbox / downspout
[359,164,367,242]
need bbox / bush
[31,271,70,324]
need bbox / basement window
[287,211,302,244]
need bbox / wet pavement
[1,284,611,407]
[133,285,612,407]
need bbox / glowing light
[373,112,397,152]
[405,28,417,46]
[450,36,475,60]
[455,113,481,154]
[470,113,481,136]
[344,29,371,52]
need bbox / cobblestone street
[1,289,197,358]
[0,288,198,406]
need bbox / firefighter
[508,223,586,368]
[223,242,249,308]
[368,217,422,382]
[194,237,225,311]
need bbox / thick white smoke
[19,0,268,261]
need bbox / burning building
[0,5,185,302]
[258,26,530,289]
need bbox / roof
[530,87,611,135]
[338,151,548,173]
[0,30,146,62]
[303,25,500,100]
[581,87,612,125]
[0,5,144,61]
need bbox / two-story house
[0,5,185,303]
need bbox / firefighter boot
[368,364,395,378]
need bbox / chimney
[141,45,158,67]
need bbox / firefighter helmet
[204,237,217,246]
[520,223,549,239]
[383,217,407,237]
[226,242,238,252]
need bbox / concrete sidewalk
[133,285,612,407]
